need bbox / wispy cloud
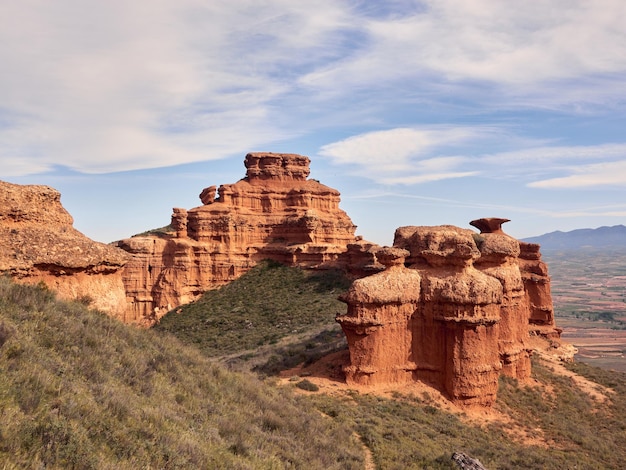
[528,160,626,188]
[481,143,626,164]
[319,126,503,183]
[319,126,626,188]
[1,0,625,178]
[301,0,626,108]
[0,0,348,176]
[319,127,478,168]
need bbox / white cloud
[482,143,626,165]
[0,0,348,176]
[300,0,626,108]
[319,128,436,168]
[320,125,626,188]
[1,0,626,178]
[318,126,492,181]
[528,160,626,188]
[381,170,479,185]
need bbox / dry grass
[0,277,363,469]
[5,257,626,469]
[155,261,626,469]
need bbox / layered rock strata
[518,241,561,339]
[0,180,129,319]
[337,247,421,386]
[471,218,532,380]
[117,153,358,324]
[395,225,504,406]
[338,219,559,406]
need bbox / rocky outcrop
[471,218,532,380]
[452,452,488,470]
[394,225,503,406]
[116,153,358,325]
[337,247,421,386]
[0,180,129,319]
[518,241,561,339]
[337,219,559,406]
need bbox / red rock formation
[117,152,358,324]
[343,237,385,278]
[518,241,562,339]
[339,220,561,406]
[0,180,129,320]
[471,218,532,380]
[337,247,420,386]
[395,225,503,406]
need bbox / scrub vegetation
[3,260,626,469]
[0,277,363,469]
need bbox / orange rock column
[423,270,503,407]
[519,242,561,339]
[337,248,421,387]
[394,225,503,406]
[471,218,532,381]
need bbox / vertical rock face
[471,219,532,381]
[338,219,560,407]
[0,180,129,319]
[117,152,358,325]
[395,225,503,406]
[337,247,420,386]
[518,241,561,339]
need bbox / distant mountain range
[522,225,626,250]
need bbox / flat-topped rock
[116,152,359,324]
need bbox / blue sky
[2,0,626,245]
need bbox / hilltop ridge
[523,224,626,250]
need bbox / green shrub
[156,260,350,358]
[296,379,319,392]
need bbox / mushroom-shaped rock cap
[375,246,409,268]
[470,218,511,234]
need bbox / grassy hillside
[4,262,626,469]
[157,261,626,469]
[156,260,351,373]
[0,278,364,469]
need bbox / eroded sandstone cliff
[116,152,358,325]
[0,180,129,319]
[337,218,559,406]
[518,241,561,339]
[2,166,565,408]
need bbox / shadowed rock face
[472,229,532,381]
[338,220,559,407]
[518,241,561,339]
[0,180,129,319]
[116,152,358,325]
